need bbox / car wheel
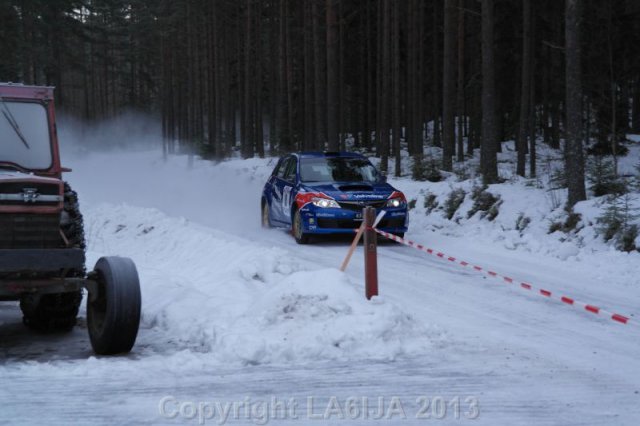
[292,209,310,244]
[261,200,271,228]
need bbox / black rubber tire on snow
[20,182,85,332]
[261,200,271,228]
[87,256,141,355]
[61,182,87,253]
[292,209,310,244]
[21,292,82,332]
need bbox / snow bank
[83,203,442,366]
[220,269,438,364]
[388,140,640,261]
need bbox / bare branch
[542,40,564,51]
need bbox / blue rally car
[261,152,408,244]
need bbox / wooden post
[363,206,378,299]
[340,222,365,272]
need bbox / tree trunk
[633,77,640,132]
[549,6,562,150]
[481,0,498,184]
[312,0,326,148]
[365,0,374,150]
[269,0,279,153]
[326,0,339,151]
[565,0,586,207]
[277,0,289,152]
[456,0,465,162]
[284,1,295,150]
[242,0,254,158]
[529,38,536,178]
[432,1,441,148]
[338,0,346,151]
[442,0,456,171]
[303,0,314,151]
[406,0,423,156]
[607,6,617,175]
[393,0,401,176]
[255,1,264,157]
[517,0,531,177]
[542,43,551,146]
[378,0,391,173]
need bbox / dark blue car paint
[262,152,409,237]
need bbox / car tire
[261,200,271,228]
[292,209,310,244]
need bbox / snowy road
[1,150,639,425]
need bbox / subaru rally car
[261,152,408,244]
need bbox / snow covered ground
[1,137,640,425]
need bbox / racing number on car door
[279,156,297,220]
[272,156,296,223]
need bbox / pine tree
[481,0,498,184]
[565,0,587,207]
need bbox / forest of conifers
[0,0,639,205]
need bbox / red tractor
[0,83,141,355]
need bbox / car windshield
[300,157,380,183]
[0,100,52,169]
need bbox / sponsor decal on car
[351,193,385,199]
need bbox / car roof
[296,151,366,159]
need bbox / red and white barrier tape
[375,229,635,328]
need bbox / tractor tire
[61,182,87,255]
[20,182,85,332]
[20,292,82,332]
[87,256,141,355]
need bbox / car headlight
[312,197,340,208]
[386,194,406,208]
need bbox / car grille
[317,217,405,229]
[337,200,386,211]
[317,219,359,229]
[0,213,61,249]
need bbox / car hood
[300,182,396,201]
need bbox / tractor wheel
[20,182,85,332]
[61,182,87,254]
[20,292,82,332]
[87,256,141,355]
[292,209,310,244]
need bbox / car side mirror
[379,172,387,183]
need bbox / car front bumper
[299,205,409,235]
